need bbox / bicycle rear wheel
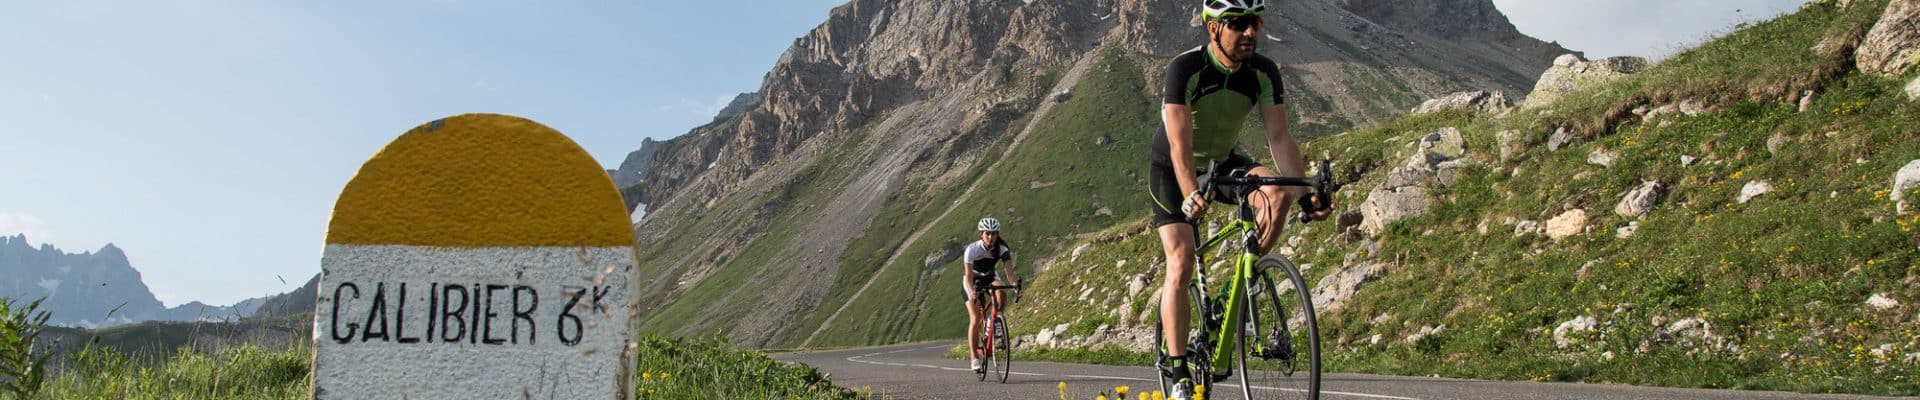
[994,315,1012,383]
[1243,255,1320,399]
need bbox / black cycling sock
[1168,354,1192,381]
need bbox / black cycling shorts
[1148,149,1262,228]
[962,272,1000,303]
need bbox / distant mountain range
[0,234,274,327]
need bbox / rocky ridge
[620,0,1570,347]
[0,235,263,327]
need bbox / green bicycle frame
[1190,217,1262,374]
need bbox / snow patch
[630,203,649,223]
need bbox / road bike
[971,281,1021,383]
[1155,159,1334,399]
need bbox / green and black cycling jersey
[1149,46,1286,167]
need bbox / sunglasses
[1218,16,1262,31]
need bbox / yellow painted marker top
[327,113,634,247]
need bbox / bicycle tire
[1246,255,1320,399]
[995,315,1012,383]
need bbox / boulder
[1547,125,1579,151]
[1895,159,1920,214]
[1405,324,1445,344]
[1545,209,1588,240]
[1680,155,1698,167]
[1907,76,1920,101]
[1435,160,1470,187]
[1856,0,1920,76]
[1359,186,1432,235]
[1411,91,1514,115]
[1766,132,1791,156]
[1358,128,1471,235]
[1867,293,1901,310]
[1335,210,1365,232]
[1587,148,1615,168]
[1525,54,1649,109]
[1311,262,1389,313]
[1616,221,1641,239]
[1614,180,1667,218]
[1514,220,1541,236]
[1553,316,1598,349]
[1418,127,1468,162]
[1496,129,1531,162]
[1739,180,1774,204]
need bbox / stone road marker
[314,113,638,399]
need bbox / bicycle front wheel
[976,317,990,382]
[994,315,1012,383]
[1243,255,1320,399]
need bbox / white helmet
[1202,0,1265,20]
[977,217,1001,232]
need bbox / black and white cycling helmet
[977,217,1001,232]
[1202,0,1265,20]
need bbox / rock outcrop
[1895,159,1920,214]
[1358,128,1468,235]
[1544,209,1588,240]
[1907,75,1920,100]
[1856,0,1920,76]
[1739,180,1775,204]
[1524,54,1649,109]
[1614,180,1667,218]
[1411,91,1514,115]
[1312,262,1390,314]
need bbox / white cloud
[0,212,54,244]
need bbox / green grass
[37,343,310,399]
[1013,1,1920,395]
[806,44,1160,346]
[632,335,865,399]
[11,327,863,399]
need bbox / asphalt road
[773,341,1913,400]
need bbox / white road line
[839,345,1421,400]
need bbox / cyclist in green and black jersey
[1147,1,1333,397]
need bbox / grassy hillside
[802,45,1162,347]
[1012,1,1920,395]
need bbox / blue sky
[2,0,1803,307]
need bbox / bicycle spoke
[1243,255,1320,399]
